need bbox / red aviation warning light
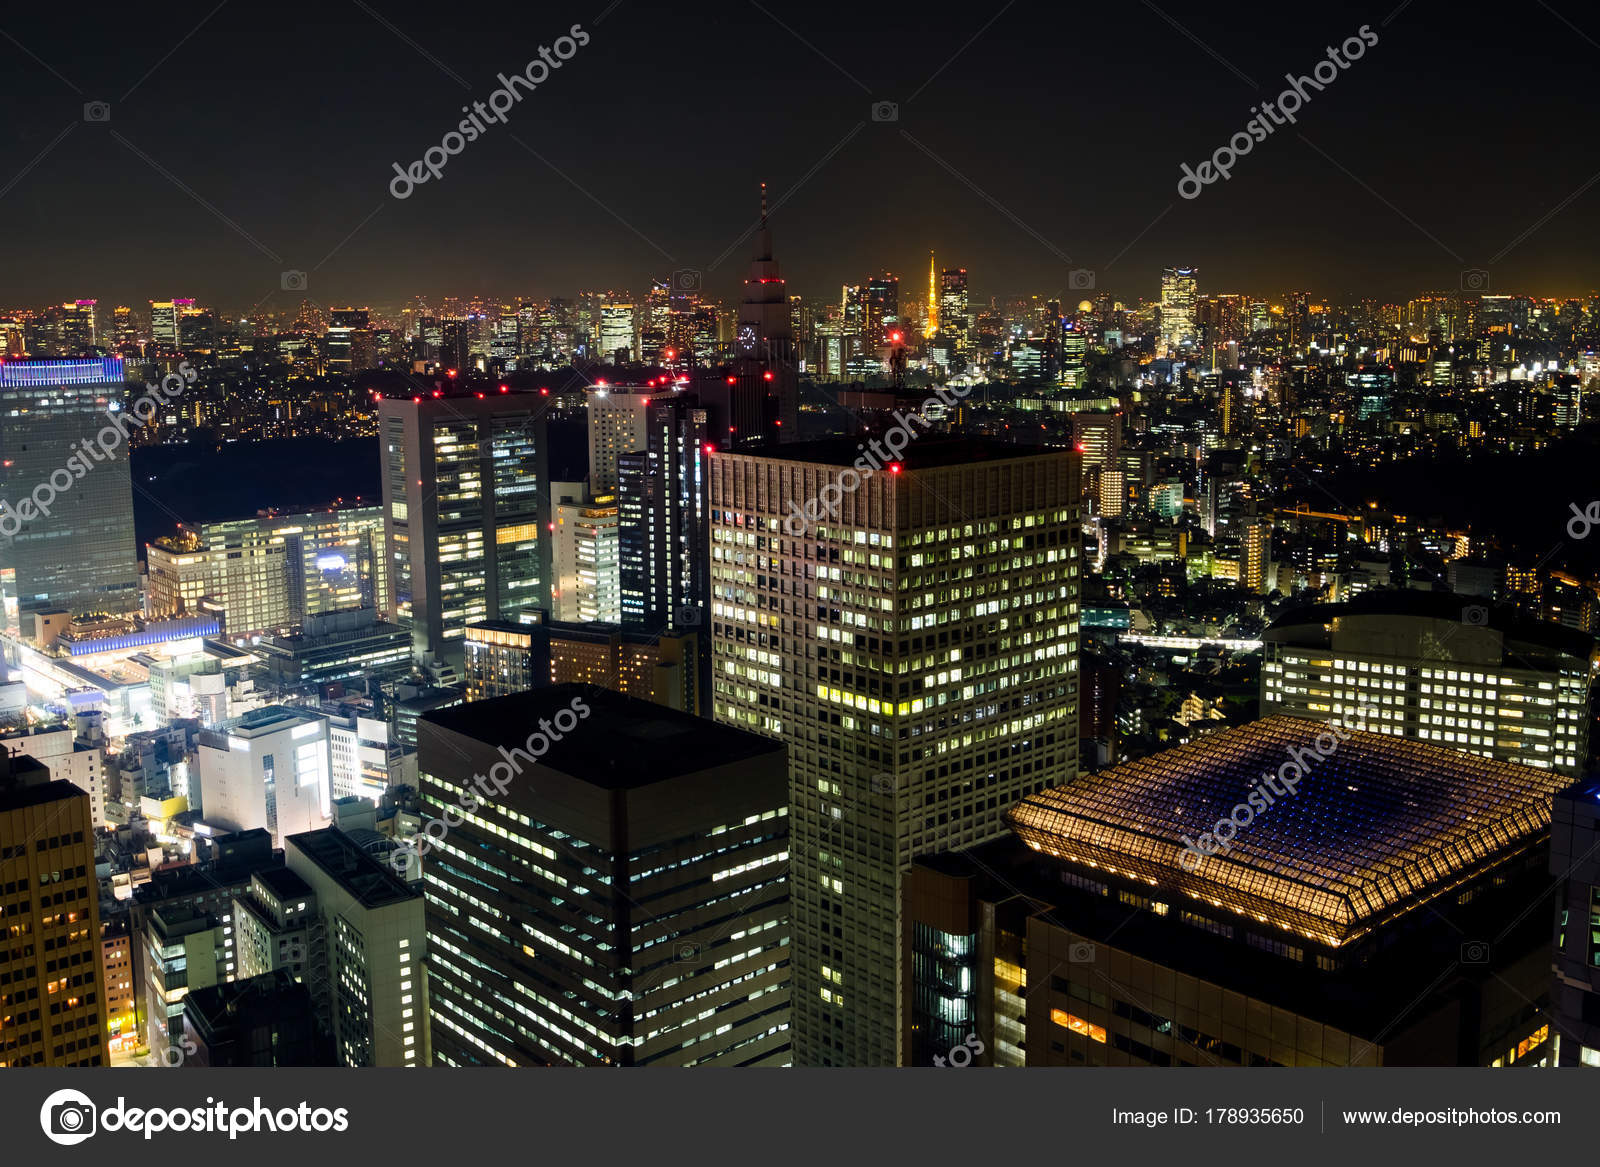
[889,463,903,474]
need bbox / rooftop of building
[251,865,313,903]
[729,436,1061,470]
[286,827,416,909]
[422,684,780,789]
[0,772,82,813]
[185,969,312,1027]
[1265,588,1594,662]
[915,832,1553,1047]
[1006,715,1567,946]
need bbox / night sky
[1,0,1595,309]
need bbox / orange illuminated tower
[926,250,938,336]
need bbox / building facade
[0,357,141,619]
[418,686,791,1066]
[1262,593,1592,775]
[0,757,109,1066]
[379,391,550,666]
[709,439,1081,1065]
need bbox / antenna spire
[760,181,768,226]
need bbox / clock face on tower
[737,323,757,354]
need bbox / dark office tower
[184,970,328,1066]
[709,439,1082,1066]
[728,185,798,445]
[0,750,109,1066]
[439,320,471,371]
[0,357,141,620]
[419,685,792,1066]
[616,394,712,633]
[864,274,899,348]
[1550,777,1600,1065]
[379,389,550,668]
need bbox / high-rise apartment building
[418,685,791,1065]
[0,751,108,1066]
[1262,592,1591,774]
[379,389,550,665]
[0,357,141,618]
[708,438,1082,1065]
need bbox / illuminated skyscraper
[599,303,635,363]
[551,495,620,623]
[59,300,97,352]
[379,389,549,666]
[614,392,712,632]
[149,298,196,350]
[585,383,678,494]
[709,439,1082,1065]
[0,750,109,1066]
[937,268,969,358]
[1159,267,1198,352]
[0,357,140,619]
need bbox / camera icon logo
[671,268,702,293]
[1460,940,1490,964]
[1068,269,1096,290]
[40,1088,98,1145]
[675,603,702,627]
[1461,604,1489,626]
[673,940,703,964]
[281,270,308,292]
[1460,268,1490,292]
[83,101,111,123]
[870,100,898,122]
[1068,941,1096,963]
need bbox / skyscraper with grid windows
[708,438,1081,1065]
[379,389,549,668]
